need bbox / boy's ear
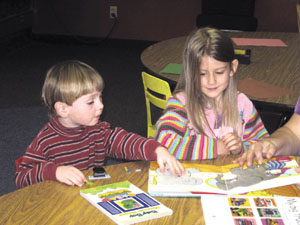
[54,102,69,118]
[230,59,239,77]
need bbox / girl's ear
[54,102,69,118]
[230,59,239,77]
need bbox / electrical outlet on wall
[110,6,118,19]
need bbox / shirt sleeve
[101,122,160,161]
[155,97,218,160]
[295,96,300,115]
[240,94,269,152]
[15,128,59,188]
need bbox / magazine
[148,156,300,197]
[202,195,300,225]
[80,180,173,225]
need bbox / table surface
[1,155,300,225]
[141,32,300,107]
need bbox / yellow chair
[141,72,172,137]
[297,3,300,33]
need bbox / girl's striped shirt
[156,92,269,160]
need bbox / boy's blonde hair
[174,27,240,136]
[42,60,104,116]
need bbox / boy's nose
[96,99,104,110]
[99,101,104,110]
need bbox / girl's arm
[156,127,219,160]
[242,107,269,152]
[155,98,220,160]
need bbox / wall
[255,0,299,32]
[32,0,299,42]
[33,0,201,41]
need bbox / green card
[86,180,94,185]
[161,63,182,75]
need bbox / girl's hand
[56,166,86,186]
[216,139,230,155]
[155,146,185,176]
[222,132,242,154]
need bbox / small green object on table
[86,180,94,185]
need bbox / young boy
[16,60,184,188]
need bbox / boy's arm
[16,157,58,188]
[155,146,185,176]
[103,125,160,161]
[15,139,59,188]
[101,122,185,176]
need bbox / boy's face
[64,91,103,128]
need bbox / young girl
[155,28,269,160]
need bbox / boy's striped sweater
[16,117,160,188]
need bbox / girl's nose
[207,73,216,84]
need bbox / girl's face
[62,91,104,128]
[199,55,237,104]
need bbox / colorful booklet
[148,156,300,197]
[80,181,173,225]
[202,195,300,225]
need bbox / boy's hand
[155,146,185,176]
[56,166,86,186]
[222,132,242,154]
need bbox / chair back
[141,72,172,137]
[252,100,294,134]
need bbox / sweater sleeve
[240,94,269,152]
[295,96,300,115]
[15,127,59,188]
[155,97,218,160]
[101,122,160,161]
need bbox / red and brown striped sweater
[16,117,159,188]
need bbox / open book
[148,156,300,197]
[202,195,300,225]
[80,181,172,225]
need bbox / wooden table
[141,32,300,107]
[1,156,300,225]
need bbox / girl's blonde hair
[174,27,240,136]
[42,60,104,116]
